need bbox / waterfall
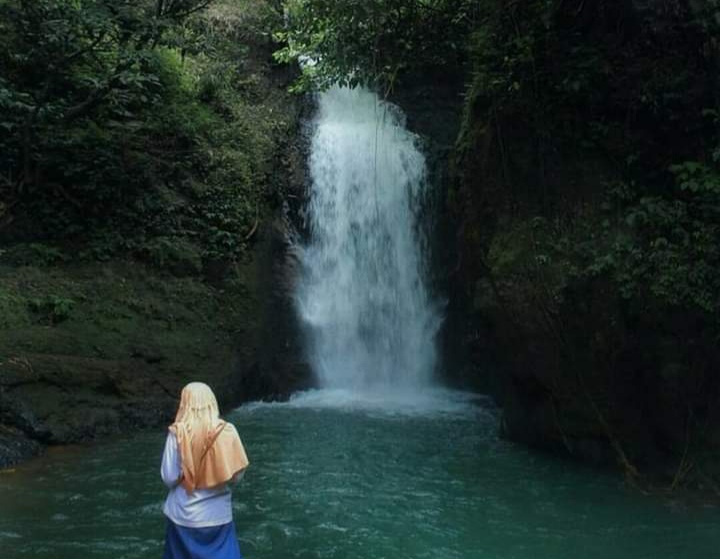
[297,86,441,392]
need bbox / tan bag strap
[199,420,227,466]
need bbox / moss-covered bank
[0,238,308,467]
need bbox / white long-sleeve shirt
[160,431,244,528]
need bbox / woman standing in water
[161,382,249,559]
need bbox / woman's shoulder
[218,421,243,444]
[220,420,238,435]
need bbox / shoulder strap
[199,420,227,465]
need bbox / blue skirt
[162,520,243,559]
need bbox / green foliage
[0,0,293,268]
[606,165,720,313]
[28,295,76,325]
[0,261,254,379]
[457,1,720,325]
[0,288,31,329]
[141,236,203,276]
[275,0,477,92]
[499,160,720,320]
[3,243,67,266]
[0,1,204,216]
[460,1,719,177]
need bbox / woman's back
[161,431,234,528]
[160,382,249,559]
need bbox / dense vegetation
[0,0,290,266]
[274,0,476,91]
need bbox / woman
[161,382,249,559]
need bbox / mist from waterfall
[297,86,441,393]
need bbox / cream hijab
[169,382,249,493]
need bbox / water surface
[0,389,716,559]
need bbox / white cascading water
[297,86,441,394]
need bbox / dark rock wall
[393,34,720,484]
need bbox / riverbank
[0,218,313,469]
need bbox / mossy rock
[0,288,31,329]
[140,236,203,276]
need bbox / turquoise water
[0,389,717,559]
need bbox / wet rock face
[388,77,474,388]
[0,426,41,470]
[234,212,314,403]
[231,97,315,404]
[0,355,178,460]
[0,381,45,466]
[493,299,720,477]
